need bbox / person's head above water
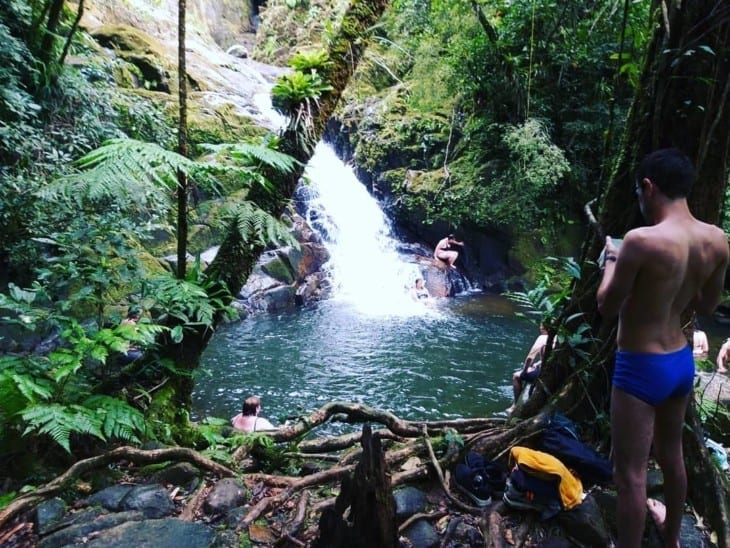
[242,396,262,416]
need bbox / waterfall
[300,143,432,316]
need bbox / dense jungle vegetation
[1,0,729,543]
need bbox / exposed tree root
[3,402,725,548]
[0,445,233,530]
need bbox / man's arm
[597,233,643,320]
[693,231,729,315]
[521,336,544,371]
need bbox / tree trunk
[314,424,397,548]
[176,0,189,279]
[519,1,730,543]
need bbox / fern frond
[21,403,104,453]
[84,395,147,444]
[220,200,298,249]
[200,142,298,174]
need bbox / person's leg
[611,386,655,548]
[650,394,690,548]
[512,371,522,401]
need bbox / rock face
[81,0,288,136]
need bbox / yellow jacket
[510,446,584,509]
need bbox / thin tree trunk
[176,0,188,280]
[39,0,64,64]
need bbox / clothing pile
[453,413,612,518]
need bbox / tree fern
[0,357,53,418]
[37,139,278,216]
[21,403,105,453]
[200,142,298,177]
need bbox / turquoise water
[192,293,537,433]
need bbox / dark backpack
[540,415,612,486]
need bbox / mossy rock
[187,98,269,148]
[91,24,169,57]
[261,253,296,284]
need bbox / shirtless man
[231,396,276,432]
[597,148,728,548]
[716,338,730,373]
[508,324,548,413]
[434,234,464,269]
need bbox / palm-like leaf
[200,142,298,175]
[38,139,293,217]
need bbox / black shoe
[454,463,492,506]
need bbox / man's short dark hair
[448,233,455,239]
[636,148,695,199]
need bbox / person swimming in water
[410,278,431,303]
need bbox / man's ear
[642,177,655,195]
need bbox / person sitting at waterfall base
[434,234,464,269]
[508,324,549,414]
[231,396,276,432]
[410,278,432,304]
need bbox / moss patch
[187,98,268,149]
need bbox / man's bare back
[605,218,727,353]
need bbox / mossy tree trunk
[176,0,189,280]
[513,1,730,543]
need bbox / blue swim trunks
[613,345,694,405]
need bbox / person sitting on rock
[231,396,276,432]
[508,324,549,413]
[692,320,709,358]
[434,234,464,269]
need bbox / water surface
[192,294,536,434]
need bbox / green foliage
[288,50,333,73]
[84,395,149,443]
[34,213,148,324]
[21,403,104,453]
[145,259,237,337]
[217,200,299,250]
[505,256,594,363]
[272,72,333,116]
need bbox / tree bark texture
[314,424,397,548]
[176,0,189,279]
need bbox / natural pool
[192,293,537,433]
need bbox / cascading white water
[301,142,432,316]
